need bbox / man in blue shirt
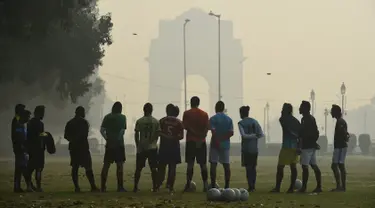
[209,101,233,189]
[271,103,300,193]
[238,105,264,192]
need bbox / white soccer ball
[295,179,303,190]
[207,188,221,201]
[239,188,249,201]
[232,188,241,201]
[222,188,236,202]
[208,182,220,189]
[189,181,197,192]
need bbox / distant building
[147,8,244,119]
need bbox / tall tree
[0,0,113,155]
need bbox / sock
[210,163,217,187]
[312,166,322,189]
[338,164,346,190]
[223,164,231,188]
[101,165,109,190]
[168,165,177,190]
[71,167,79,189]
[331,164,341,188]
[302,166,309,189]
[134,169,141,189]
[186,166,193,185]
[85,169,96,189]
[116,170,124,189]
[290,165,297,190]
[200,165,208,183]
[251,166,257,189]
[35,170,42,189]
[275,166,284,190]
[14,167,22,190]
[158,164,167,187]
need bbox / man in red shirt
[182,96,209,192]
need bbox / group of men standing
[11,104,47,193]
[11,96,349,194]
[271,101,349,193]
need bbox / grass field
[0,156,374,208]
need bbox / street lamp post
[265,102,270,142]
[324,108,329,136]
[340,82,346,116]
[209,11,222,101]
[183,19,190,111]
[310,89,316,116]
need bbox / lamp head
[340,82,346,95]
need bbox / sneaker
[312,187,323,193]
[270,188,280,193]
[74,187,81,193]
[117,187,127,192]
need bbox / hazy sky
[97,0,375,123]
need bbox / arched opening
[180,75,211,113]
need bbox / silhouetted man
[271,103,300,193]
[158,104,184,194]
[298,101,322,193]
[133,103,160,192]
[27,105,46,192]
[64,106,99,192]
[209,101,234,189]
[330,104,349,192]
[100,102,127,192]
[182,96,209,192]
[238,105,264,192]
[11,104,31,192]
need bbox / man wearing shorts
[133,103,160,192]
[238,105,263,192]
[182,96,209,192]
[100,102,127,192]
[158,104,184,194]
[330,104,349,192]
[271,103,300,193]
[12,105,32,192]
[298,101,322,193]
[64,106,99,192]
[209,101,234,189]
[27,105,46,192]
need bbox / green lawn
[0,156,374,208]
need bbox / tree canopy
[0,0,113,155]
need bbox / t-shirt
[300,114,319,149]
[182,108,209,142]
[64,116,90,151]
[11,117,27,154]
[238,117,263,153]
[27,117,45,153]
[279,114,301,149]
[101,113,127,148]
[209,112,233,150]
[159,116,184,152]
[135,115,160,152]
[334,118,348,148]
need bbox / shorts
[300,148,317,166]
[14,153,28,168]
[185,141,207,165]
[332,148,347,164]
[104,147,126,164]
[70,150,92,168]
[209,147,230,164]
[136,148,158,169]
[241,152,258,167]
[158,147,181,165]
[278,148,299,166]
[28,152,45,170]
